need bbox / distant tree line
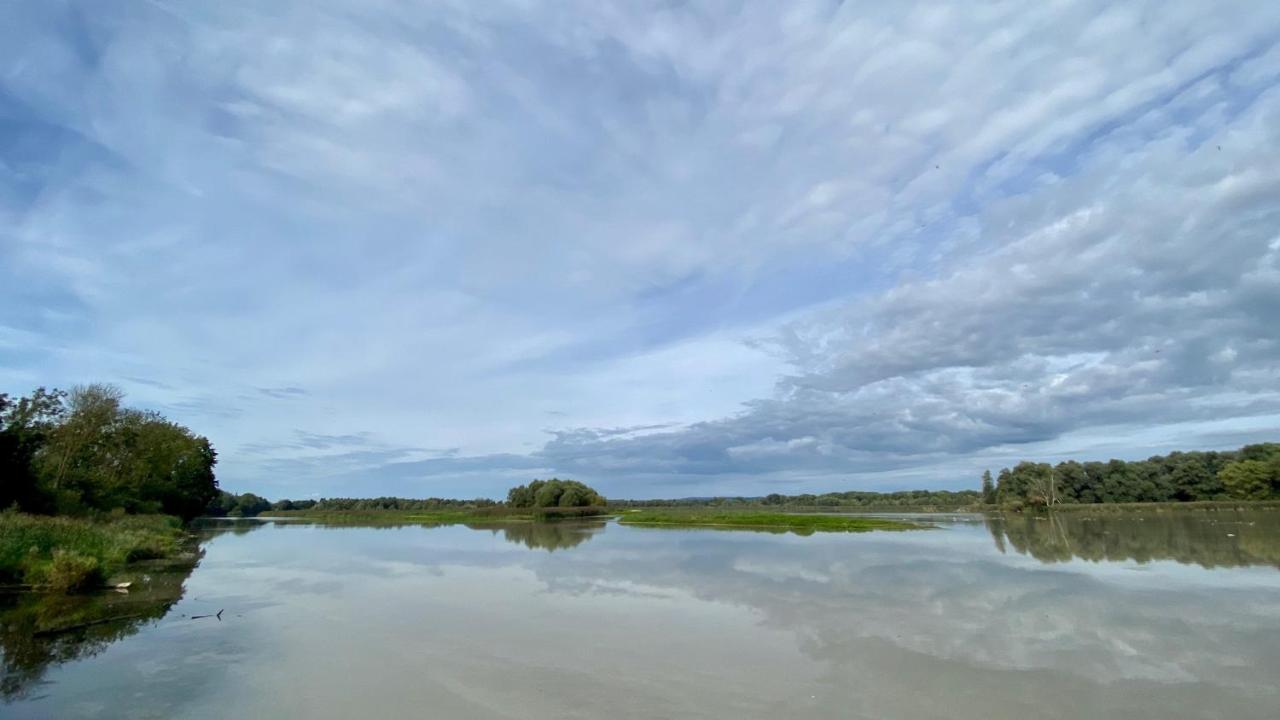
[209,495,501,517]
[989,443,1280,508]
[609,489,981,509]
[224,481,607,517]
[0,385,218,520]
[204,491,276,517]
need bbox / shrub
[28,550,103,593]
[507,479,605,508]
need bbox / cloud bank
[2,1,1278,498]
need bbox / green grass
[0,513,185,593]
[615,509,922,533]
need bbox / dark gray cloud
[519,82,1280,493]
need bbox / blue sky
[2,1,1279,500]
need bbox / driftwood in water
[190,609,224,620]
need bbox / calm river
[3,510,1278,718]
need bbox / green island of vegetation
[616,509,920,533]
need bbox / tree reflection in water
[486,520,607,551]
[985,509,1280,568]
[0,520,264,699]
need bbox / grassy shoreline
[615,509,921,533]
[0,513,187,593]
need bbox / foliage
[0,512,185,593]
[0,384,218,520]
[205,490,274,517]
[527,506,608,519]
[0,388,68,513]
[506,479,605,508]
[610,489,981,510]
[1219,460,1275,500]
[980,470,996,504]
[991,443,1280,507]
[276,496,494,513]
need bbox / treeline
[206,495,501,517]
[224,481,608,518]
[609,489,981,509]
[205,491,277,517]
[0,385,218,520]
[987,442,1280,508]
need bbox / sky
[2,1,1279,500]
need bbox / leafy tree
[506,479,604,508]
[0,384,218,520]
[1100,459,1132,503]
[533,482,564,508]
[1239,443,1280,463]
[1132,459,1172,502]
[229,493,271,517]
[1167,453,1220,500]
[1053,461,1088,503]
[1020,463,1057,507]
[980,470,996,504]
[207,490,272,517]
[36,384,125,512]
[1220,461,1274,500]
[0,388,67,513]
[995,468,1015,504]
[506,484,534,507]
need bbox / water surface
[3,511,1278,719]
